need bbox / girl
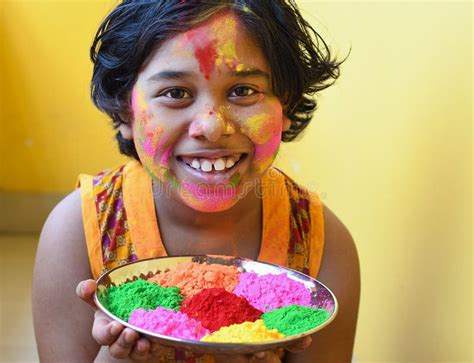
[32,1,359,362]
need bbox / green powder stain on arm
[99,279,183,321]
[262,305,329,336]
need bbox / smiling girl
[32,1,359,362]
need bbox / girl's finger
[285,336,312,353]
[129,337,151,361]
[75,279,98,309]
[108,328,139,359]
[92,311,124,346]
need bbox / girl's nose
[189,110,235,142]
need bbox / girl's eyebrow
[230,68,270,81]
[146,68,270,82]
[147,70,193,82]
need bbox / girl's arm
[33,189,165,362]
[32,189,100,361]
[285,205,360,363]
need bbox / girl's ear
[282,116,291,132]
[119,123,133,140]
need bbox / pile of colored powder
[202,319,283,343]
[233,272,312,311]
[262,305,329,336]
[100,279,183,321]
[129,307,209,340]
[148,261,239,297]
[180,288,262,332]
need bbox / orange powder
[148,262,239,297]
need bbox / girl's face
[121,12,290,212]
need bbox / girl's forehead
[140,12,269,78]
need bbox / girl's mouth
[178,154,246,174]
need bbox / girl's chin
[179,189,242,213]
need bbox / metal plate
[94,255,338,355]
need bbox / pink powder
[129,307,209,340]
[233,272,312,312]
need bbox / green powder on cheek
[164,169,180,188]
[262,305,329,336]
[229,172,241,188]
[100,279,183,321]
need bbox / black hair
[90,0,343,160]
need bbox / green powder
[99,279,183,321]
[262,305,329,336]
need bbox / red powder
[180,288,262,332]
[194,43,217,80]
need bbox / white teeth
[225,157,236,168]
[191,159,201,170]
[213,158,226,171]
[200,159,213,172]
[184,154,243,173]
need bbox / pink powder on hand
[129,307,210,340]
[233,272,312,312]
[148,261,239,297]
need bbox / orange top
[78,160,325,362]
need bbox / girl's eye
[160,88,192,99]
[230,86,257,97]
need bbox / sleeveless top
[78,160,325,363]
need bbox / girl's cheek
[131,87,170,180]
[240,113,283,173]
[133,119,164,179]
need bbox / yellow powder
[202,319,283,343]
[240,114,276,145]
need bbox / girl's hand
[213,336,312,363]
[76,279,170,361]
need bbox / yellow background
[0,1,471,362]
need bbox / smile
[179,154,244,173]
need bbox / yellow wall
[0,0,127,192]
[1,1,471,362]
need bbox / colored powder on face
[99,279,183,321]
[180,288,262,332]
[148,262,240,298]
[254,135,281,173]
[141,128,163,158]
[129,306,209,340]
[180,180,240,212]
[233,272,312,312]
[159,145,173,165]
[131,84,150,121]
[240,114,278,145]
[229,172,241,188]
[262,305,329,336]
[201,319,283,343]
[194,41,218,80]
[163,169,180,188]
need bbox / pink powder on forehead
[233,272,313,312]
[129,307,209,340]
[148,261,240,297]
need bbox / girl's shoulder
[36,188,89,276]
